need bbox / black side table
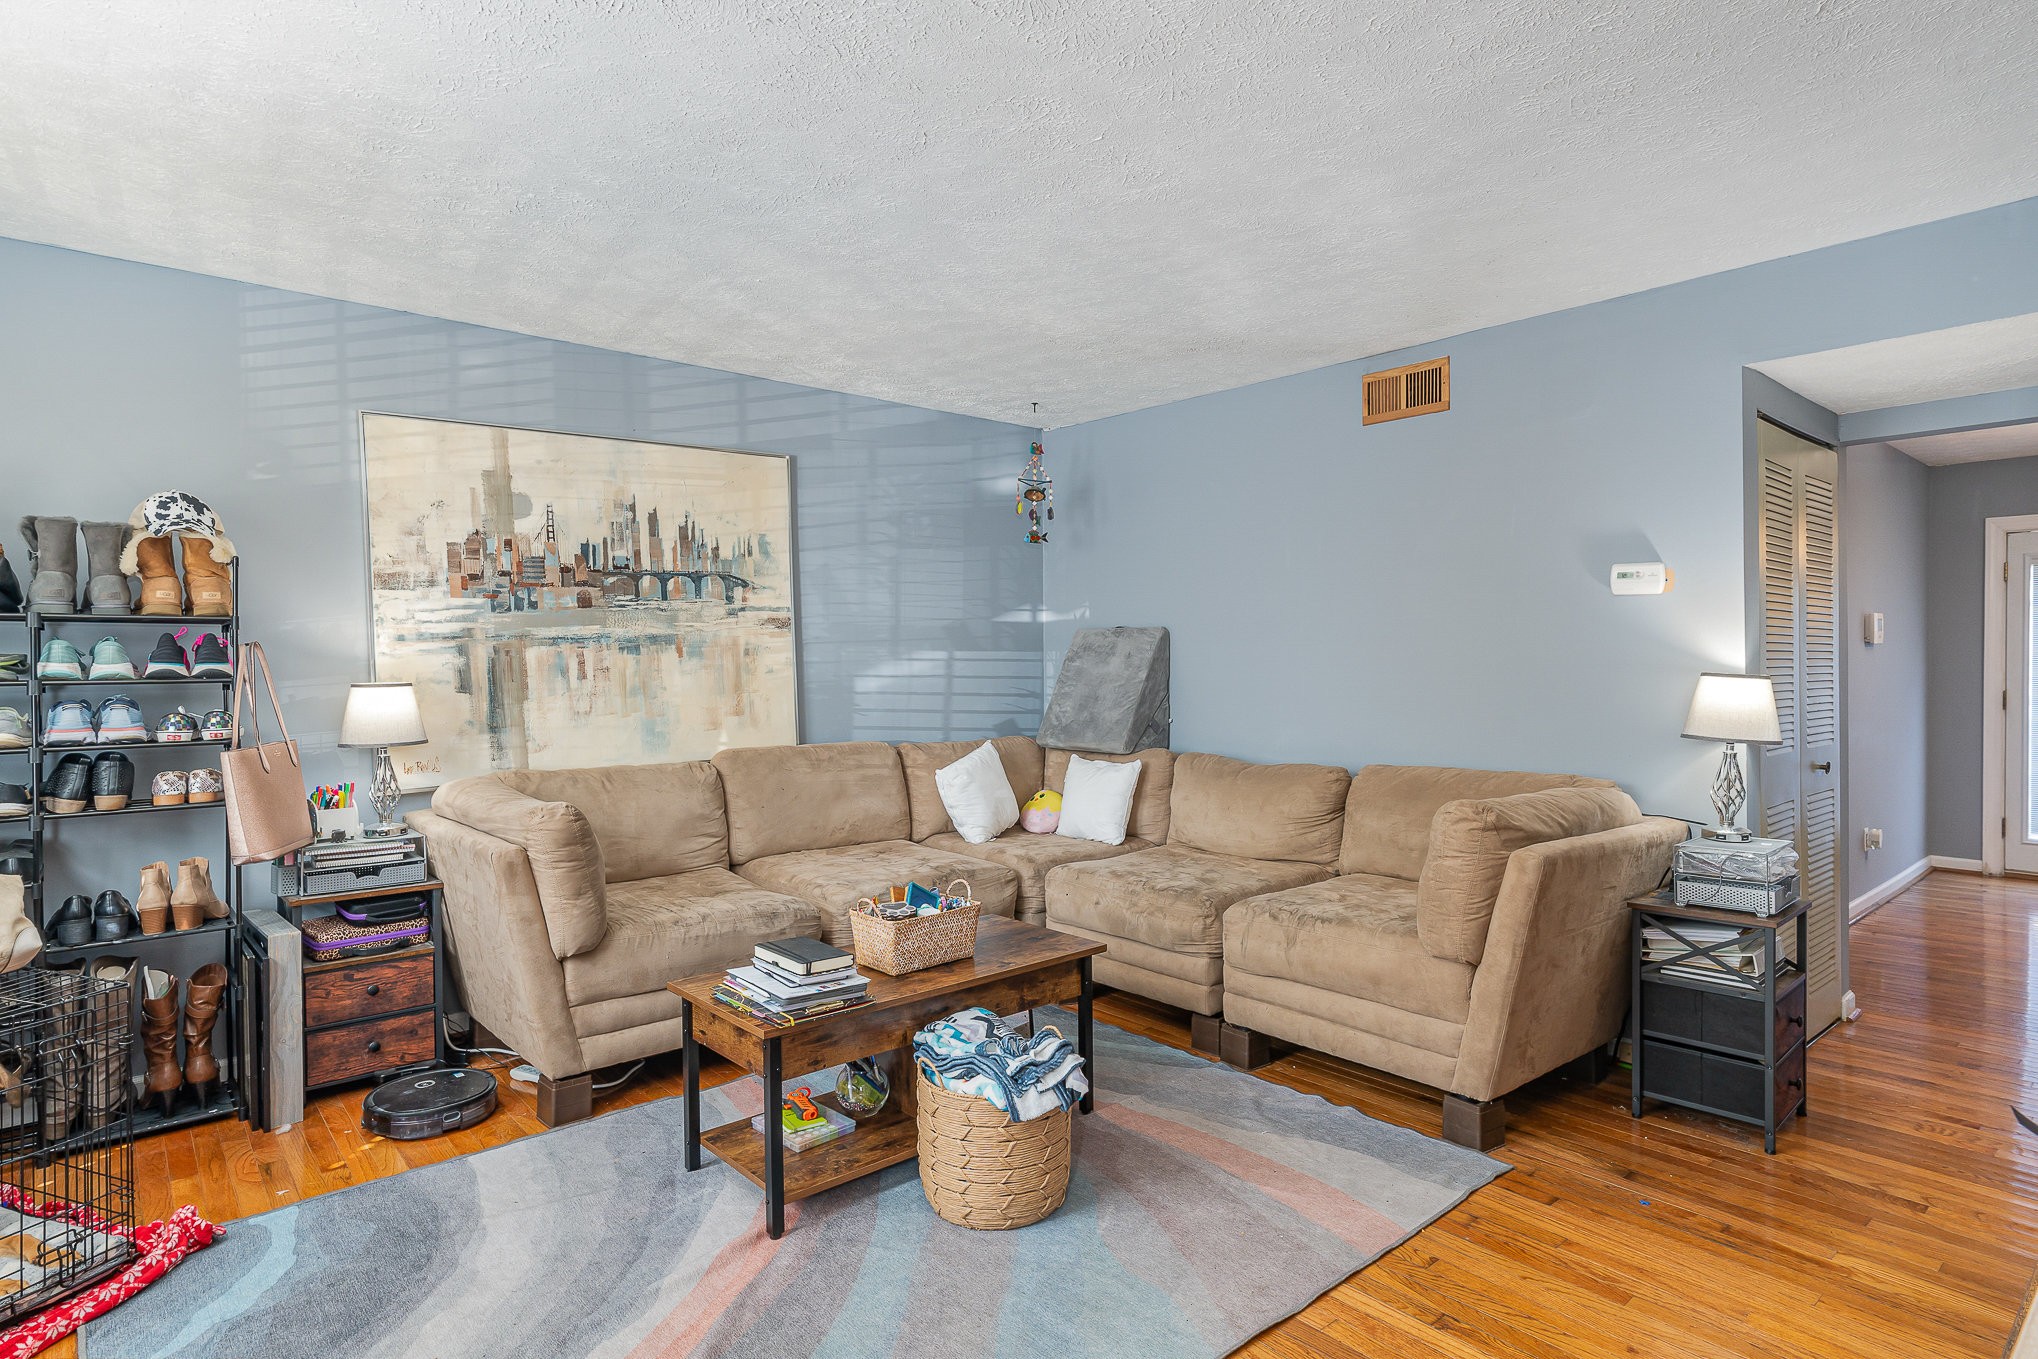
[1629,890,1809,1154]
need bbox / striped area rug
[83,1015,1503,1359]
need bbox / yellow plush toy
[1019,788,1062,834]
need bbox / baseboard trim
[1849,858,1931,923]
[1927,855,1986,874]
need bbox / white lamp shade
[1682,673,1781,744]
[338,682,427,748]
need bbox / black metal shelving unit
[18,566,247,1142]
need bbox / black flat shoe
[0,840,31,878]
[89,752,133,812]
[92,890,137,942]
[48,895,93,948]
[42,754,91,815]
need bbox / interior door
[2005,533,2038,873]
[1756,420,1844,1034]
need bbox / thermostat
[1611,562,1673,595]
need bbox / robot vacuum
[362,1067,498,1140]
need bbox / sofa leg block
[1218,1022,1275,1071]
[1441,1094,1506,1151]
[1188,1013,1224,1056]
[536,1073,595,1128]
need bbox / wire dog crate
[0,968,137,1324]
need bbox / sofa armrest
[429,776,608,958]
[408,809,588,1079]
[1450,816,1686,1103]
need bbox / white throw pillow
[935,741,1021,845]
[1056,754,1140,846]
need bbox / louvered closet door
[1756,420,1843,1034]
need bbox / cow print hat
[117,491,238,575]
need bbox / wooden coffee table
[668,915,1104,1238]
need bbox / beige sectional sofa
[415,737,1681,1143]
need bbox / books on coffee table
[754,937,856,977]
[712,946,871,1025]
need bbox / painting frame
[357,410,803,792]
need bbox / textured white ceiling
[1892,422,2038,466]
[1754,312,2038,415]
[6,2,2038,426]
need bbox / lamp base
[1701,824,1755,842]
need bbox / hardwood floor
[48,869,2038,1357]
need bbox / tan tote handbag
[220,641,316,865]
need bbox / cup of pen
[312,782,363,840]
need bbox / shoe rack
[8,563,245,1145]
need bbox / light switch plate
[1864,612,1885,644]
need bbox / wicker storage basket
[850,879,980,976]
[915,1061,1071,1230]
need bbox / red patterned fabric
[0,1189,220,1359]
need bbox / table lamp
[1681,672,1781,841]
[338,682,427,835]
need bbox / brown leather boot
[179,536,233,617]
[182,963,226,1108]
[136,861,171,935]
[141,968,182,1116]
[172,857,226,925]
[132,534,183,616]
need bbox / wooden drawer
[305,1010,437,1088]
[1641,969,1806,1059]
[1642,1038,1805,1125]
[304,950,434,1029]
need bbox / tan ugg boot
[136,861,172,935]
[171,858,223,928]
[132,535,183,616]
[180,536,233,617]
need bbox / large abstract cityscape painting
[361,413,797,790]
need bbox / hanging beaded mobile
[1016,441,1052,544]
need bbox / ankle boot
[38,965,86,1141]
[17,516,78,614]
[129,535,183,617]
[140,968,182,1116]
[0,545,21,613]
[0,873,40,972]
[179,537,233,617]
[136,861,172,935]
[174,857,226,924]
[78,521,133,616]
[83,957,134,1129]
[182,963,226,1108]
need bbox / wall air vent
[1361,357,1450,425]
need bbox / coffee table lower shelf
[700,1093,917,1203]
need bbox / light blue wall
[1841,444,1929,886]
[1924,453,2038,860]
[0,237,1044,923]
[1044,197,2038,819]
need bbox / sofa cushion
[1226,874,1475,1024]
[712,742,910,865]
[1044,748,1173,843]
[1166,753,1350,865]
[736,841,1021,947]
[1044,845,1331,960]
[561,869,821,1007]
[1340,765,1616,880]
[925,828,1153,924]
[429,775,609,959]
[899,737,1044,841]
[498,762,728,881]
[1418,786,1643,965]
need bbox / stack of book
[712,937,872,1026]
[1643,924,1771,989]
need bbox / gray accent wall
[1044,196,2038,819]
[1841,443,1928,888]
[1924,453,2038,860]
[0,237,1045,903]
